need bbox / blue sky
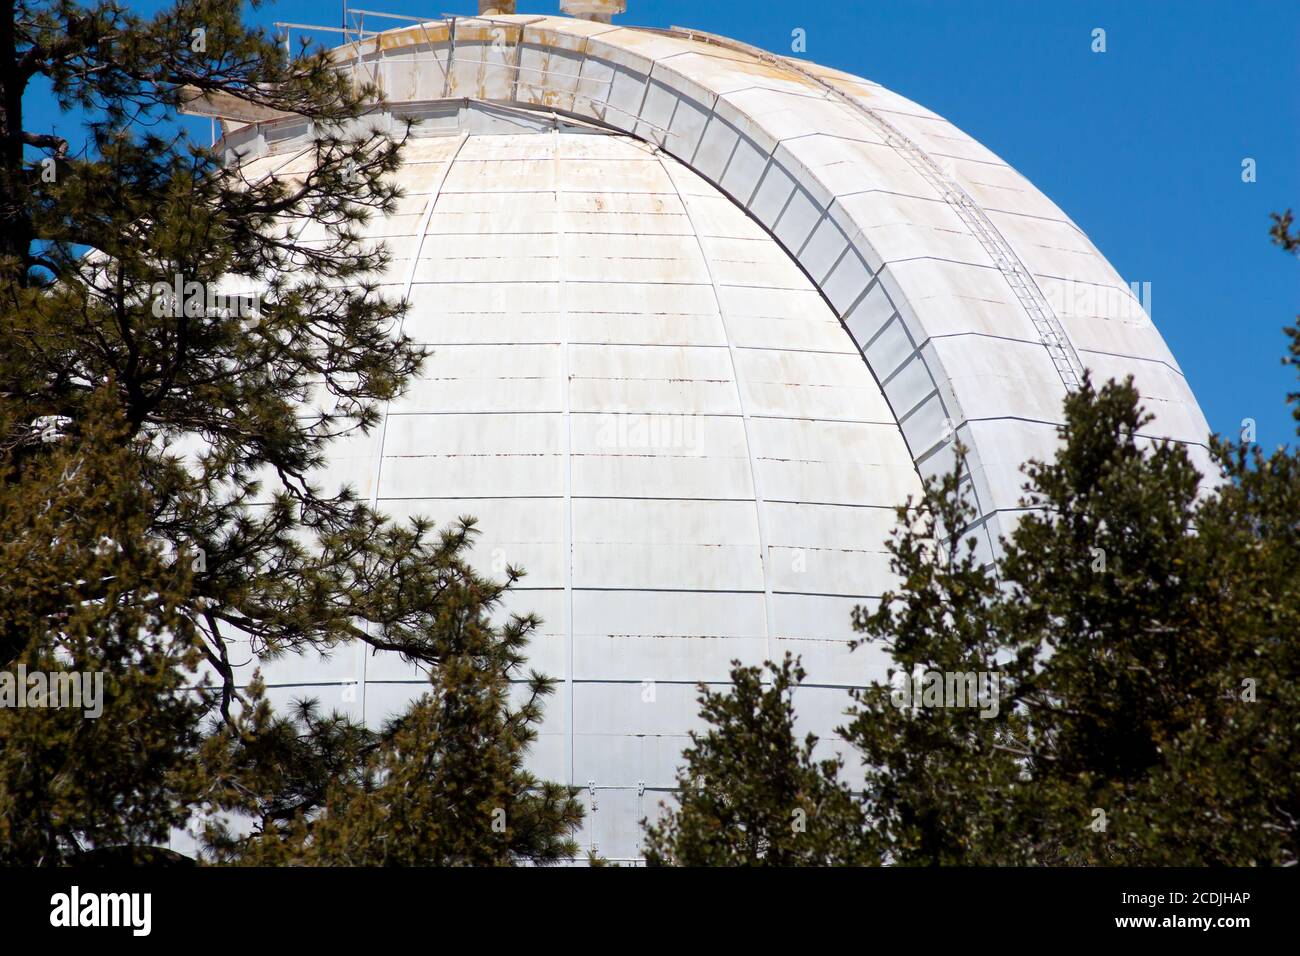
[28,0,1300,448]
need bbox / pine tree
[643,655,874,866]
[845,364,1299,864]
[841,452,1031,865]
[2,1,581,863]
[0,386,207,864]
[196,528,583,866]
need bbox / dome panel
[242,113,918,861]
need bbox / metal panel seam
[358,131,470,720]
[552,125,578,793]
[653,148,775,664]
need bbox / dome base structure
[203,14,1212,862]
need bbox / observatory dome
[207,11,1213,862]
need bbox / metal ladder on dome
[665,25,1087,394]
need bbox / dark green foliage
[2,1,580,864]
[0,387,208,864]
[843,442,1032,865]
[845,368,1299,865]
[197,527,583,866]
[643,655,874,866]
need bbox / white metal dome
[205,12,1213,862]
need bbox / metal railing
[269,11,682,144]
